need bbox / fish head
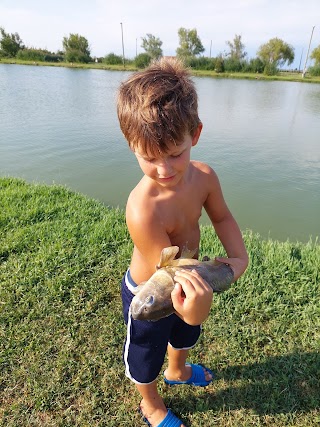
[130,269,175,321]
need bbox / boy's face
[134,124,202,188]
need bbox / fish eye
[145,295,154,306]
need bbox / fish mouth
[130,295,154,320]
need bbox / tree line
[1,26,320,76]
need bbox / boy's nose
[156,159,173,177]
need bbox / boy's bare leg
[164,345,213,382]
[136,347,211,426]
[136,381,185,427]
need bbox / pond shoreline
[1,58,320,84]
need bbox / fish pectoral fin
[157,246,180,268]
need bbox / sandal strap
[187,363,210,385]
[158,409,182,427]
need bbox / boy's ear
[191,122,203,147]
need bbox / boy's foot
[139,400,185,427]
[164,363,214,387]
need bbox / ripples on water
[0,64,319,242]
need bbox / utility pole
[120,22,125,69]
[136,38,138,57]
[299,48,304,72]
[209,40,212,58]
[302,26,315,78]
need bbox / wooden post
[302,26,315,78]
[120,22,125,69]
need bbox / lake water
[0,64,319,242]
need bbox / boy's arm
[203,167,249,281]
[171,167,248,325]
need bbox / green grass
[1,58,320,84]
[0,58,137,72]
[192,69,320,84]
[0,177,319,426]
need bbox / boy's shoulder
[126,177,160,222]
[189,160,218,185]
[190,160,214,174]
[127,175,156,205]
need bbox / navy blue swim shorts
[121,269,201,384]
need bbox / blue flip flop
[139,408,182,427]
[164,363,214,387]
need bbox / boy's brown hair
[117,57,200,157]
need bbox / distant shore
[1,58,320,84]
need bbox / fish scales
[130,246,234,321]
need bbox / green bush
[16,48,63,62]
[103,53,123,65]
[263,62,278,75]
[242,57,264,73]
[224,58,244,72]
[185,56,216,70]
[308,65,320,76]
[44,53,64,62]
[65,49,91,63]
[214,56,225,73]
[134,52,151,68]
[17,48,45,61]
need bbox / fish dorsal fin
[156,246,179,269]
[181,245,197,259]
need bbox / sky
[0,0,319,69]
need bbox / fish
[130,245,234,321]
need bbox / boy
[117,58,248,427]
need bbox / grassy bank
[0,177,319,426]
[1,58,320,84]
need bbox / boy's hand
[171,269,213,326]
[215,256,248,281]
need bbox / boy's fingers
[174,269,200,282]
[171,283,181,300]
[175,269,210,292]
[171,283,187,307]
[174,275,195,291]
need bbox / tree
[62,33,91,63]
[176,28,204,59]
[310,45,320,66]
[0,27,24,57]
[141,34,163,60]
[226,34,247,61]
[257,38,294,70]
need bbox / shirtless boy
[117,57,248,427]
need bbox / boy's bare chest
[156,187,205,248]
